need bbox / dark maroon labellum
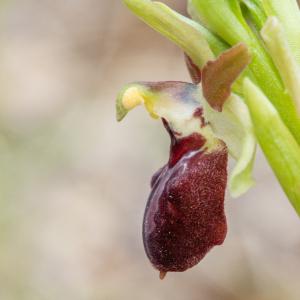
[143,117,228,276]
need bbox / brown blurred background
[0,1,299,299]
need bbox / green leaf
[261,17,300,115]
[243,78,300,215]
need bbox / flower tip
[159,271,167,280]
[116,97,128,122]
[116,86,139,122]
[116,100,129,121]
[122,87,144,110]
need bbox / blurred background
[0,0,299,299]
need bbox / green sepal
[123,0,214,68]
[123,0,230,69]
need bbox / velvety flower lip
[143,116,228,276]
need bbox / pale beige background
[0,1,299,299]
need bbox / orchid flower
[116,0,300,277]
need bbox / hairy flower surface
[144,118,227,275]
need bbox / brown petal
[202,43,251,111]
